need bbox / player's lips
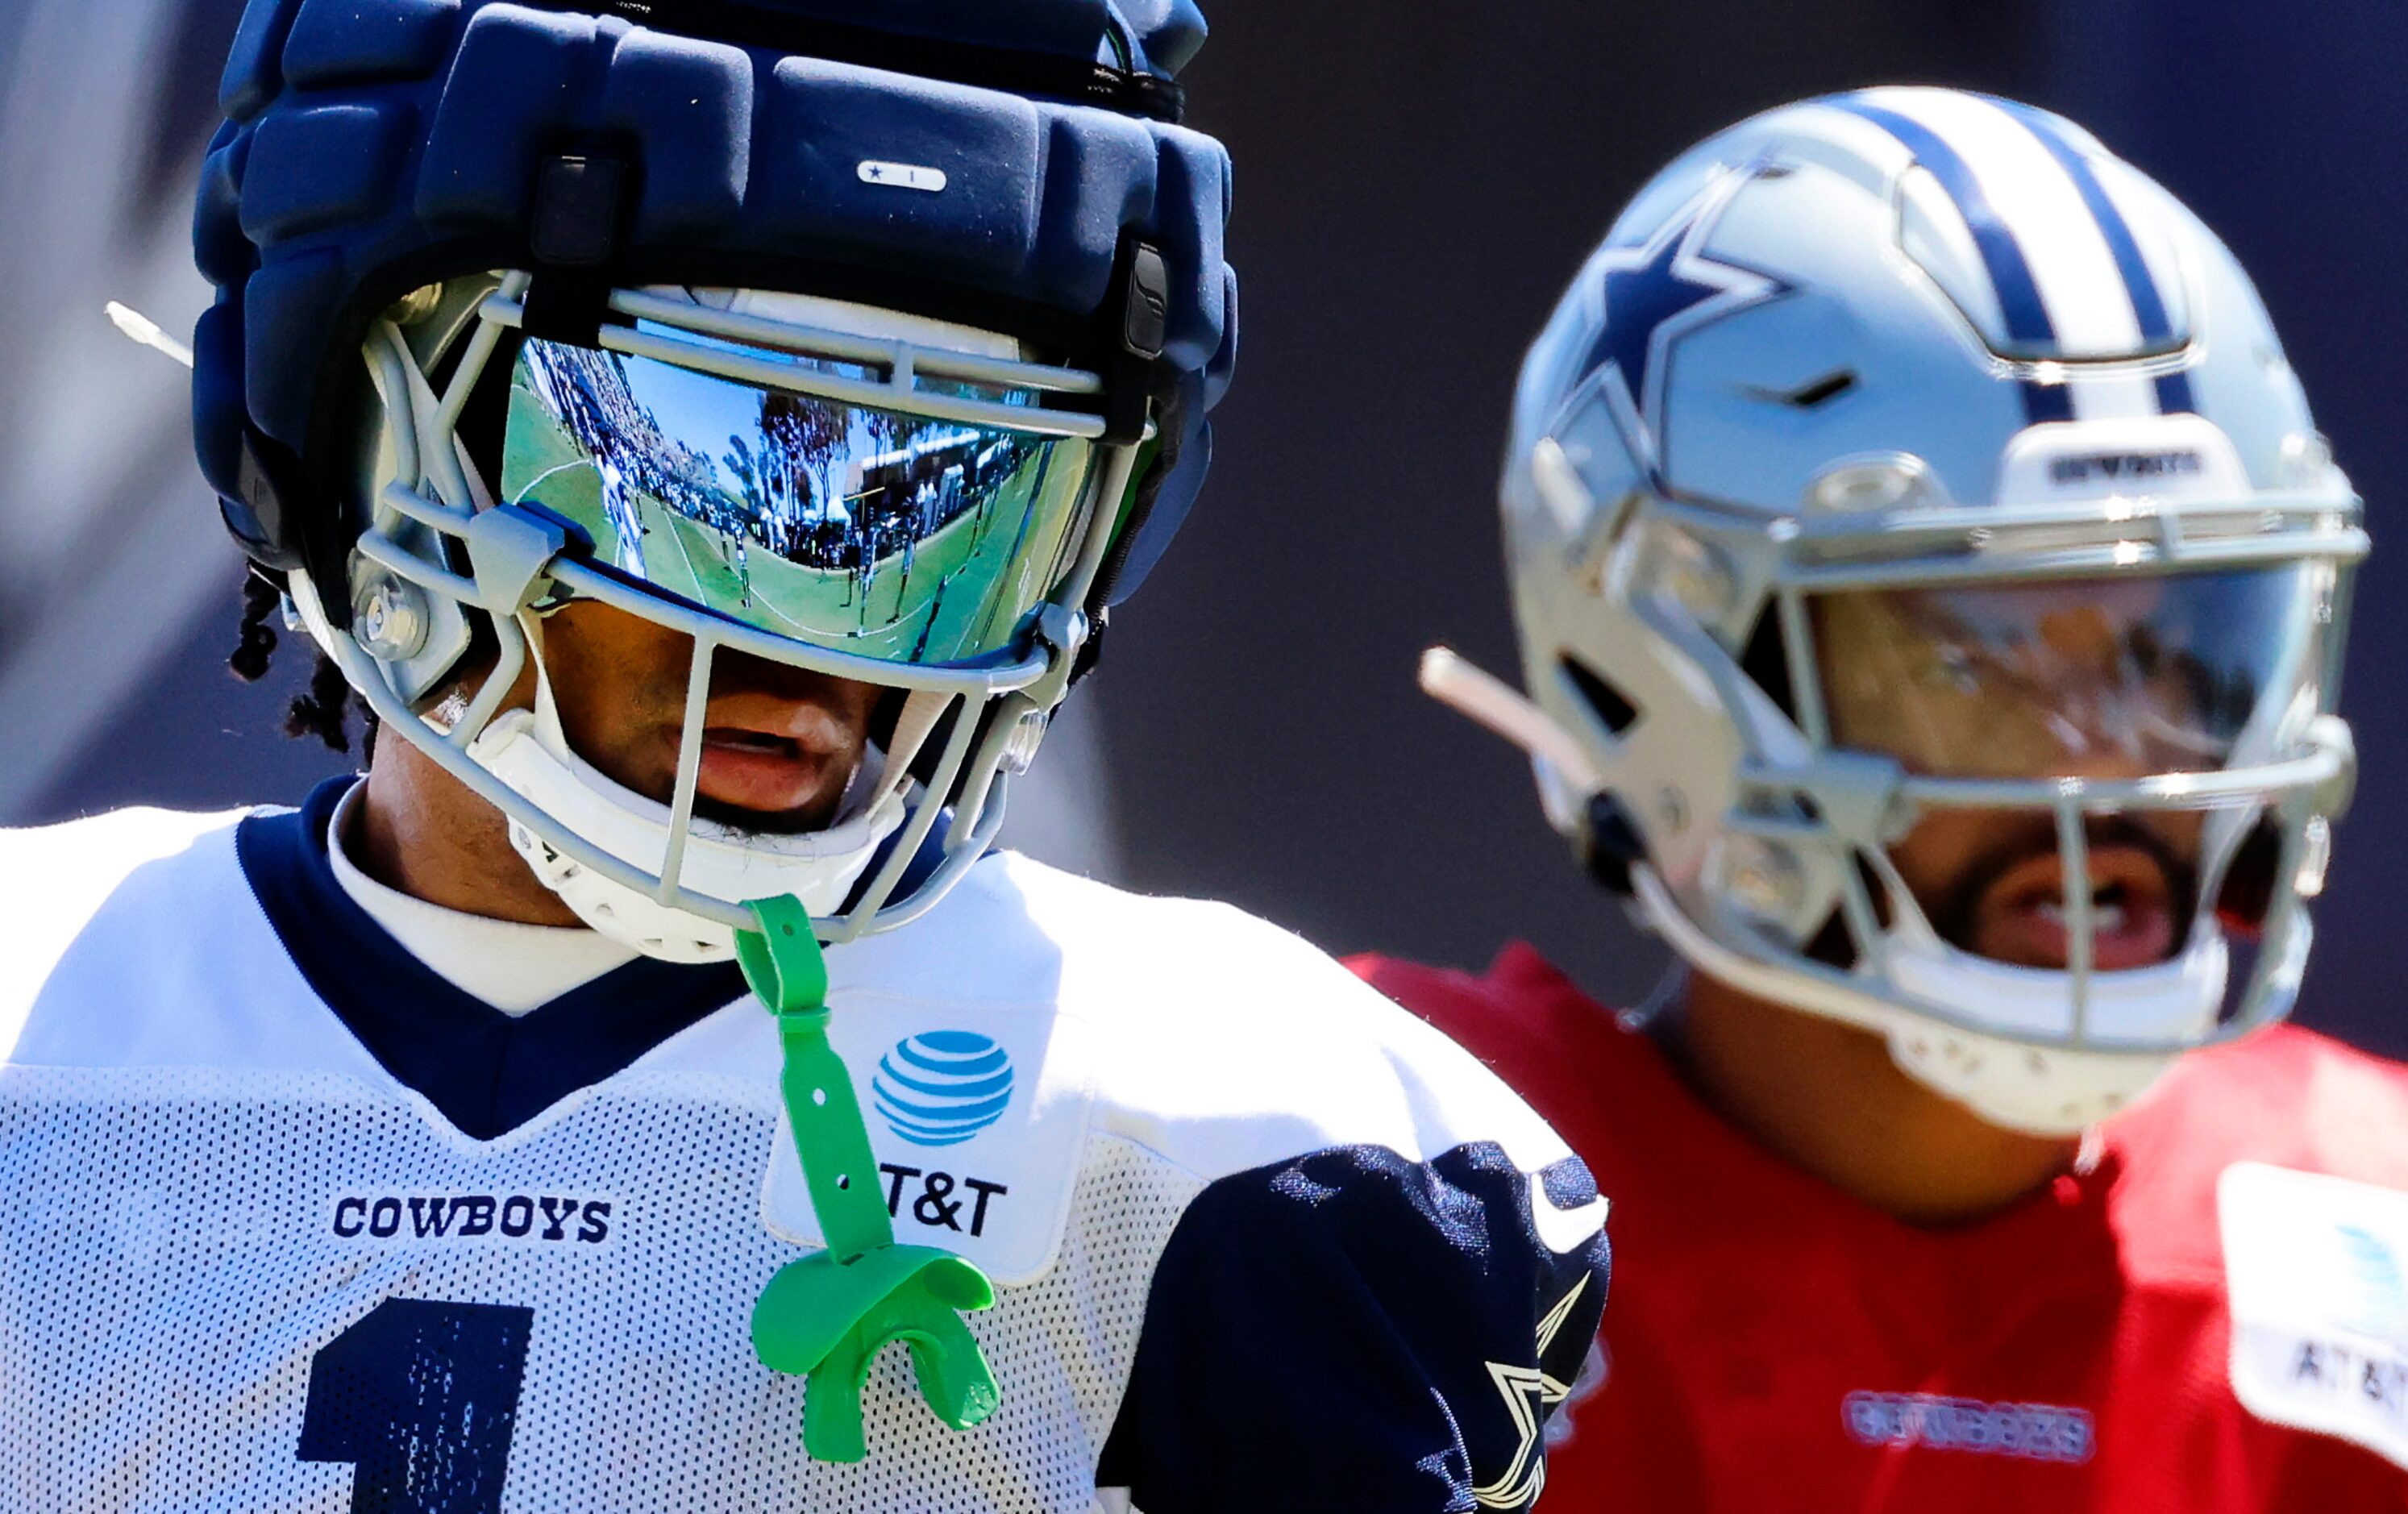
[1974,845,2177,971]
[684,692,855,817]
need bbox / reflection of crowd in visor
[518,341,724,580]
[520,340,1040,602]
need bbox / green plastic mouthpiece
[735,894,1000,1464]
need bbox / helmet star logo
[1577,173,1790,470]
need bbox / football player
[1358,88,2408,1507]
[0,1,1607,1508]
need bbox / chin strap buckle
[734,895,1000,1464]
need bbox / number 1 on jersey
[298,1298,535,1513]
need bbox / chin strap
[734,895,1000,1463]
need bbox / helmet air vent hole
[1559,655,1640,737]
[1780,370,1857,409]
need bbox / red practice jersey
[1354,944,2408,1512]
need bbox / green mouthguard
[735,894,1000,1463]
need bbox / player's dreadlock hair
[229,568,376,756]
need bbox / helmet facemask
[1453,435,2363,1135]
[1437,88,2374,1134]
[290,271,1147,956]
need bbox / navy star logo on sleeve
[1577,172,1791,470]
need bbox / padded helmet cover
[193,0,1237,605]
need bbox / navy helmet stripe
[2022,380,2076,426]
[1835,98,2072,426]
[1995,101,2176,343]
[1996,99,2196,416]
[1832,98,2057,348]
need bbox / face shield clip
[520,154,633,348]
[1102,236,1170,443]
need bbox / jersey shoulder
[0,805,256,1063]
[1351,942,1666,1157]
[2101,1025,2408,1291]
[776,855,1609,1291]
[1350,945,1580,1069]
[973,856,1587,1186]
[2113,1024,2408,1190]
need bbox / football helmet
[192,0,1236,955]
[1430,88,2363,1133]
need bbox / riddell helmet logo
[872,1031,1015,1147]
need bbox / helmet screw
[1000,707,1049,776]
[1656,786,1690,834]
[1717,835,1805,924]
[386,284,444,326]
[354,575,429,659]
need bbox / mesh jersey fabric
[0,796,1608,1513]
[1353,942,2408,1514]
[0,1064,1194,1512]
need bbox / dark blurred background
[6,0,2403,1057]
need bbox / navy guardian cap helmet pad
[195,0,1236,608]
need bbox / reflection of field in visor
[502,374,1089,664]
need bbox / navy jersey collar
[235,776,750,1141]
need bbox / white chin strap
[1426,645,2231,1137]
[469,709,900,962]
[1879,936,2227,1136]
[1637,863,2227,1140]
[462,626,925,963]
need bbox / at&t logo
[872,1030,1014,1147]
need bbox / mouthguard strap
[736,894,1000,1464]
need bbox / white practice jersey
[0,779,1610,1514]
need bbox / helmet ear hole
[1560,654,1640,736]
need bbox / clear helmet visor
[1807,563,2343,979]
[1811,564,2335,782]
[502,333,1098,664]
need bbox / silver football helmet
[1429,88,2364,1133]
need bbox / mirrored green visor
[502,335,1098,663]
